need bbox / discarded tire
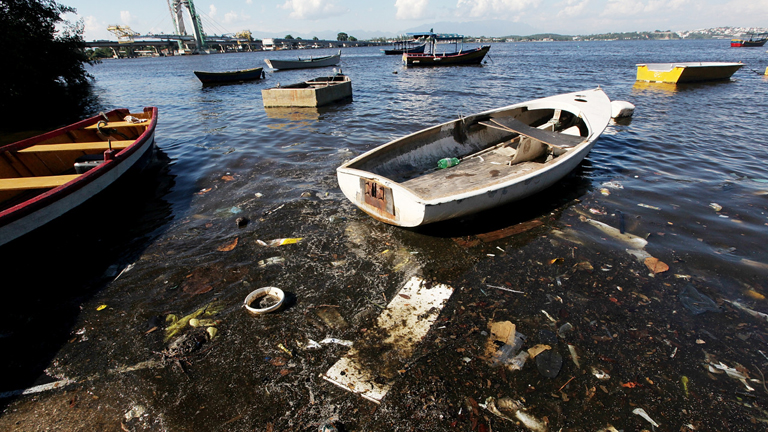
[244,287,285,315]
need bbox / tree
[285,34,294,39]
[337,32,348,41]
[349,36,357,42]
[312,36,319,41]
[0,0,93,127]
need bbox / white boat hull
[337,89,612,227]
[264,53,340,70]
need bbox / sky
[62,0,768,41]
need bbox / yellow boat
[636,62,743,84]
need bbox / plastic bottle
[491,332,527,366]
[506,351,530,371]
[437,157,460,169]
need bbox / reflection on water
[631,80,679,94]
[264,107,321,121]
[0,148,175,393]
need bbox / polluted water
[2,40,768,431]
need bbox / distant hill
[248,25,768,42]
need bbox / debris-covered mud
[3,41,768,432]
[2,174,767,431]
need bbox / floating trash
[644,256,669,274]
[601,181,624,189]
[679,284,720,315]
[323,276,454,404]
[259,237,303,247]
[244,287,285,315]
[637,203,661,210]
[484,397,548,432]
[709,203,723,212]
[584,218,648,250]
[319,338,353,347]
[567,344,581,368]
[632,407,659,428]
[557,322,573,338]
[724,299,768,322]
[536,330,562,379]
[312,305,349,330]
[258,256,285,267]
[527,344,551,359]
[591,366,611,380]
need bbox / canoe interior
[281,75,350,89]
[0,110,151,211]
[346,106,588,200]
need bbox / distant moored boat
[264,51,341,70]
[193,67,265,84]
[402,31,490,66]
[635,62,743,83]
[731,33,768,47]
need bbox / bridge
[85,0,383,58]
[85,34,262,58]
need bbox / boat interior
[0,110,151,211]
[349,106,588,200]
[283,75,350,89]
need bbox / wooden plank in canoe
[0,174,81,191]
[401,152,544,200]
[83,121,148,130]
[18,140,133,153]
[480,117,584,148]
[1,152,34,177]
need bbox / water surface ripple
[2,40,768,431]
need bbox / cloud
[209,5,218,16]
[601,0,690,17]
[223,11,252,23]
[280,0,348,20]
[455,0,542,19]
[395,0,431,20]
[81,15,111,40]
[557,0,589,18]
[246,0,253,3]
[120,10,134,25]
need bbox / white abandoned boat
[336,88,612,227]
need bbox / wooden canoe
[193,67,264,84]
[336,89,612,227]
[0,107,158,246]
[264,51,341,70]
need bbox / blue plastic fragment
[679,284,720,315]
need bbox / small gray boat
[264,51,341,70]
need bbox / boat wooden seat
[83,120,148,130]
[479,117,584,148]
[17,140,133,153]
[401,152,543,200]
[0,174,81,191]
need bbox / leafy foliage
[0,0,94,125]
